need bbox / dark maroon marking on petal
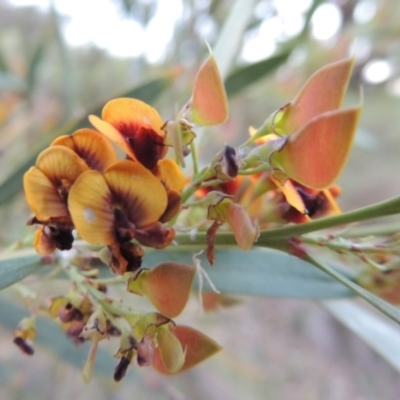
[117,123,165,169]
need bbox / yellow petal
[23,167,69,220]
[51,128,117,172]
[154,159,186,193]
[35,146,88,185]
[68,170,116,245]
[104,160,167,227]
[89,115,136,160]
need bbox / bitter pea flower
[23,129,117,254]
[89,98,168,170]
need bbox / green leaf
[0,46,8,72]
[225,52,290,97]
[26,38,48,101]
[323,300,400,373]
[0,295,114,377]
[213,0,257,79]
[0,250,44,290]
[0,74,175,206]
[143,247,355,299]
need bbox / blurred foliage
[2,0,400,399]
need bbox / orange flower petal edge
[51,128,117,172]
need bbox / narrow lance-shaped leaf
[0,251,43,290]
[142,248,355,299]
[272,107,361,190]
[323,300,400,373]
[225,52,290,97]
[189,51,229,126]
[278,58,355,134]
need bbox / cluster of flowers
[23,97,189,273]
[19,55,362,381]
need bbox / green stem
[181,167,214,203]
[341,222,400,238]
[257,195,400,242]
[190,140,199,176]
[174,196,400,248]
[88,276,125,286]
[240,115,274,148]
[304,253,400,326]
[301,236,396,254]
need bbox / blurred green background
[1,0,400,399]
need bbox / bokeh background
[1,0,400,399]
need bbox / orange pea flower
[263,175,341,224]
[89,98,167,170]
[23,129,117,254]
[68,160,176,273]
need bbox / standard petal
[23,167,69,220]
[35,146,88,186]
[102,98,164,137]
[104,160,168,227]
[51,128,117,171]
[68,170,116,245]
[100,98,166,169]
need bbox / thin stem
[190,140,199,176]
[181,167,214,203]
[301,236,396,254]
[342,221,400,238]
[87,276,125,286]
[304,253,400,326]
[257,195,400,242]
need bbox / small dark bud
[114,355,132,382]
[13,337,34,356]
